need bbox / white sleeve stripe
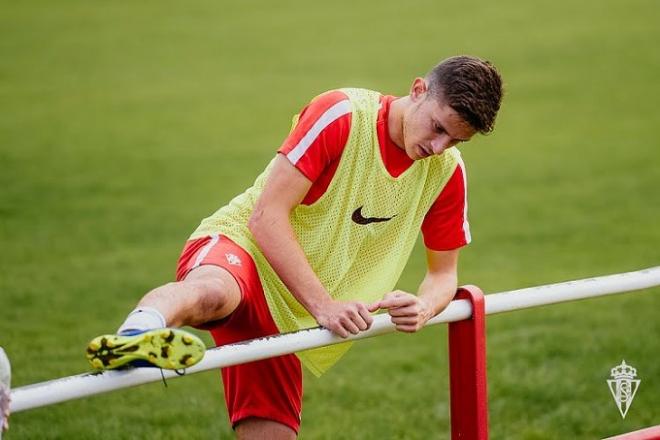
[286,99,352,165]
[456,157,471,244]
[192,234,220,269]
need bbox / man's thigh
[175,234,251,323]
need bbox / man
[87,55,503,439]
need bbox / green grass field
[1,0,659,438]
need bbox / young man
[87,55,503,439]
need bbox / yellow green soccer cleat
[86,328,205,370]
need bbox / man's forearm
[246,155,373,337]
[249,207,374,337]
[249,207,331,316]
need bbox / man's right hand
[312,300,374,338]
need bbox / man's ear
[410,77,428,102]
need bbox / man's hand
[312,299,374,338]
[369,290,434,333]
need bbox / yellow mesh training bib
[191,88,460,376]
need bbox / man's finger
[378,295,415,310]
[367,302,380,313]
[328,324,348,338]
[382,291,400,301]
[387,305,419,317]
[340,316,361,335]
[354,317,369,331]
[346,304,369,330]
[323,320,349,338]
[395,324,419,333]
[357,305,374,328]
[391,315,419,325]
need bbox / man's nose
[430,136,450,155]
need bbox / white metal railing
[9,266,660,413]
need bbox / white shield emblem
[607,360,640,419]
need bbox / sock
[117,306,167,335]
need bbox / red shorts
[176,234,303,433]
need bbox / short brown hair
[426,55,503,134]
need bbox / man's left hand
[368,291,433,333]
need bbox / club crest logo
[607,360,640,419]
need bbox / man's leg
[89,234,302,438]
[217,348,303,440]
[236,418,296,440]
[193,237,303,439]
[134,264,242,329]
[86,264,241,370]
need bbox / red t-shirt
[277,90,471,251]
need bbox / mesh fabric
[191,88,460,375]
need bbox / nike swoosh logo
[351,206,396,225]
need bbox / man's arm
[370,248,459,332]
[248,154,373,338]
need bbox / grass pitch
[1,0,659,438]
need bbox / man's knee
[181,265,242,323]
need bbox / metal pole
[484,266,660,315]
[448,286,488,440]
[9,301,473,413]
[10,266,660,413]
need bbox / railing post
[448,285,488,440]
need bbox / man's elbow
[248,206,287,241]
[248,208,265,238]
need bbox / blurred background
[1,0,658,438]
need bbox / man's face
[402,78,476,160]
